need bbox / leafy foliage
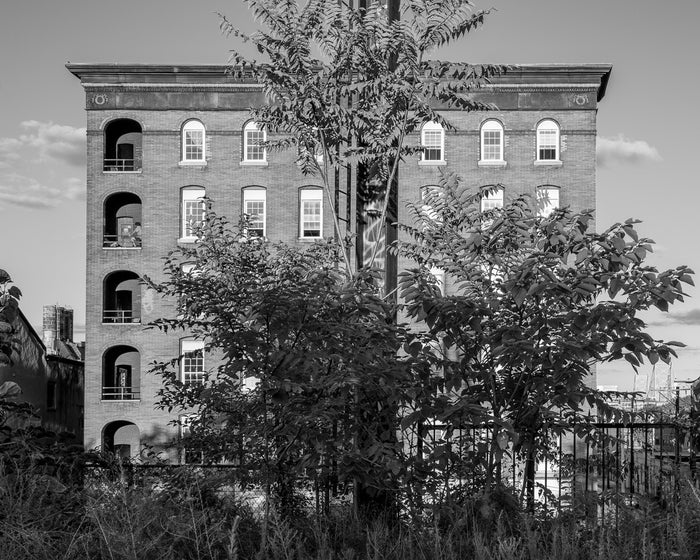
[219,0,505,271]
[0,269,22,368]
[147,209,416,509]
[396,173,694,495]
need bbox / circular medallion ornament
[573,94,589,106]
[92,94,108,105]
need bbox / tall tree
[219,0,503,276]
[397,175,694,504]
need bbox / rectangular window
[179,414,204,464]
[537,187,560,217]
[243,189,266,238]
[481,188,504,211]
[182,189,205,240]
[483,131,502,161]
[181,340,205,384]
[538,129,557,160]
[184,130,204,161]
[423,130,443,161]
[46,381,57,411]
[420,186,443,226]
[245,129,266,162]
[300,189,323,238]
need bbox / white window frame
[242,187,267,238]
[480,186,504,212]
[535,119,561,164]
[299,188,323,239]
[180,187,205,242]
[430,266,445,295]
[420,121,445,165]
[242,121,267,165]
[536,186,560,217]
[479,120,505,166]
[181,120,206,164]
[180,339,205,385]
[420,185,443,226]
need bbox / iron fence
[86,413,699,522]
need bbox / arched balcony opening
[103,271,141,324]
[102,420,140,458]
[104,119,142,172]
[103,192,142,248]
[102,345,141,401]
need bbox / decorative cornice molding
[67,63,612,101]
[84,83,264,93]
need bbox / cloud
[18,121,86,167]
[596,135,661,168]
[648,308,700,327]
[0,121,86,168]
[0,173,85,209]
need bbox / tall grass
[1,462,699,559]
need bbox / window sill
[178,237,198,244]
[179,161,207,167]
[103,170,142,174]
[101,321,142,326]
[478,160,507,168]
[418,160,446,167]
[534,160,562,167]
[240,160,269,167]
[101,399,141,403]
[298,236,323,242]
[103,246,142,251]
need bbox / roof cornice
[67,63,612,101]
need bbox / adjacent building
[0,306,83,438]
[67,63,611,460]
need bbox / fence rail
[88,415,699,521]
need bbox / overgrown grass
[1,462,699,559]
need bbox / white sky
[1,0,699,389]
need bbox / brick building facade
[67,63,611,460]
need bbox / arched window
[103,271,141,324]
[102,345,140,400]
[103,119,142,172]
[536,185,560,217]
[242,187,267,238]
[103,192,142,248]
[536,119,560,162]
[480,185,504,212]
[181,120,205,163]
[180,187,205,241]
[420,121,445,163]
[243,121,266,163]
[299,187,323,238]
[480,120,504,164]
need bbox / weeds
[1,462,700,559]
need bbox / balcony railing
[103,234,142,248]
[103,158,142,172]
[103,310,141,324]
[102,386,141,400]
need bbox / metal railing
[103,309,141,324]
[102,386,140,400]
[103,158,142,172]
[103,234,142,248]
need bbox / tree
[148,210,416,517]
[0,269,26,426]
[219,0,503,275]
[396,174,694,505]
